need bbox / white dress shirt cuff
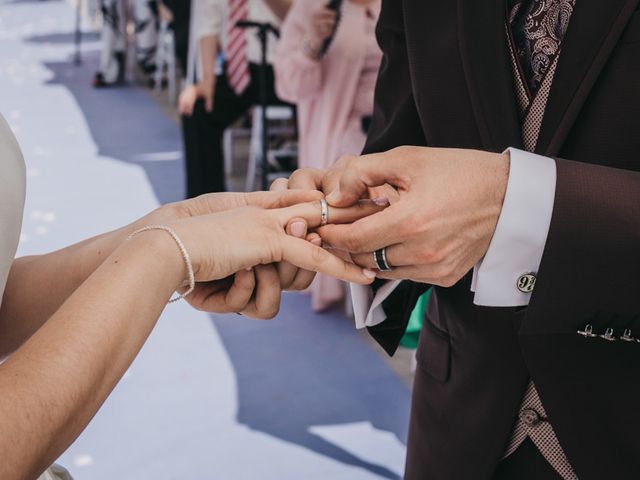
[351,281,402,329]
[472,148,556,306]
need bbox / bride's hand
[160,190,325,219]
[140,190,323,318]
[170,199,383,316]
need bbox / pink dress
[275,0,382,311]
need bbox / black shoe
[92,72,108,88]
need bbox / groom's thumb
[326,152,403,208]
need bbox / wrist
[493,152,510,208]
[197,78,214,95]
[123,228,189,290]
[482,152,511,250]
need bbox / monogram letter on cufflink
[517,273,536,293]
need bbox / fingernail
[373,197,390,207]
[326,189,340,204]
[311,237,322,246]
[291,221,306,238]
[245,267,252,272]
[363,269,377,279]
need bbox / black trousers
[492,438,563,480]
[180,63,285,198]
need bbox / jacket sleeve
[524,158,640,335]
[361,0,431,356]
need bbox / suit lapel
[537,0,640,156]
[457,0,523,152]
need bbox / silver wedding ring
[319,198,329,226]
[374,248,392,271]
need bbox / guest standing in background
[93,0,159,87]
[158,0,192,74]
[178,0,291,198]
[274,0,381,311]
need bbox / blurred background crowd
[92,0,386,312]
[84,0,428,328]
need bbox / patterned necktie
[226,0,250,95]
[509,0,575,94]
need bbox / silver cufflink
[600,328,616,341]
[577,324,597,338]
[516,273,536,293]
[620,329,636,342]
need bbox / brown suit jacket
[363,1,640,478]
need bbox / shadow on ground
[44,50,185,204]
[25,31,99,45]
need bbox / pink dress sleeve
[274,0,324,102]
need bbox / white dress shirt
[187,0,281,82]
[351,148,557,328]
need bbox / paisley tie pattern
[509,0,576,94]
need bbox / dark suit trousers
[180,62,284,198]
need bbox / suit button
[520,408,541,426]
[517,273,537,293]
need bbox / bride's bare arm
[0,199,376,479]
[0,191,322,357]
[0,206,177,357]
[0,230,185,479]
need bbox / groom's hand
[270,169,329,291]
[318,147,510,287]
[269,170,390,291]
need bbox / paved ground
[0,0,413,478]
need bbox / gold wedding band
[320,198,329,226]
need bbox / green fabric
[399,289,430,350]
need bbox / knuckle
[270,177,288,191]
[417,246,444,265]
[334,154,356,170]
[440,275,458,288]
[310,245,326,264]
[164,201,191,219]
[400,214,422,237]
[261,303,280,319]
[280,277,294,290]
[288,168,319,188]
[431,262,456,286]
[343,232,363,253]
[292,278,314,292]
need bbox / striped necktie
[226,0,250,95]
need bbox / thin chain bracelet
[127,225,196,303]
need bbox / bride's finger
[287,234,321,291]
[191,270,256,313]
[244,189,324,210]
[280,236,375,284]
[242,265,282,319]
[223,269,257,312]
[278,198,389,229]
[278,218,308,289]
